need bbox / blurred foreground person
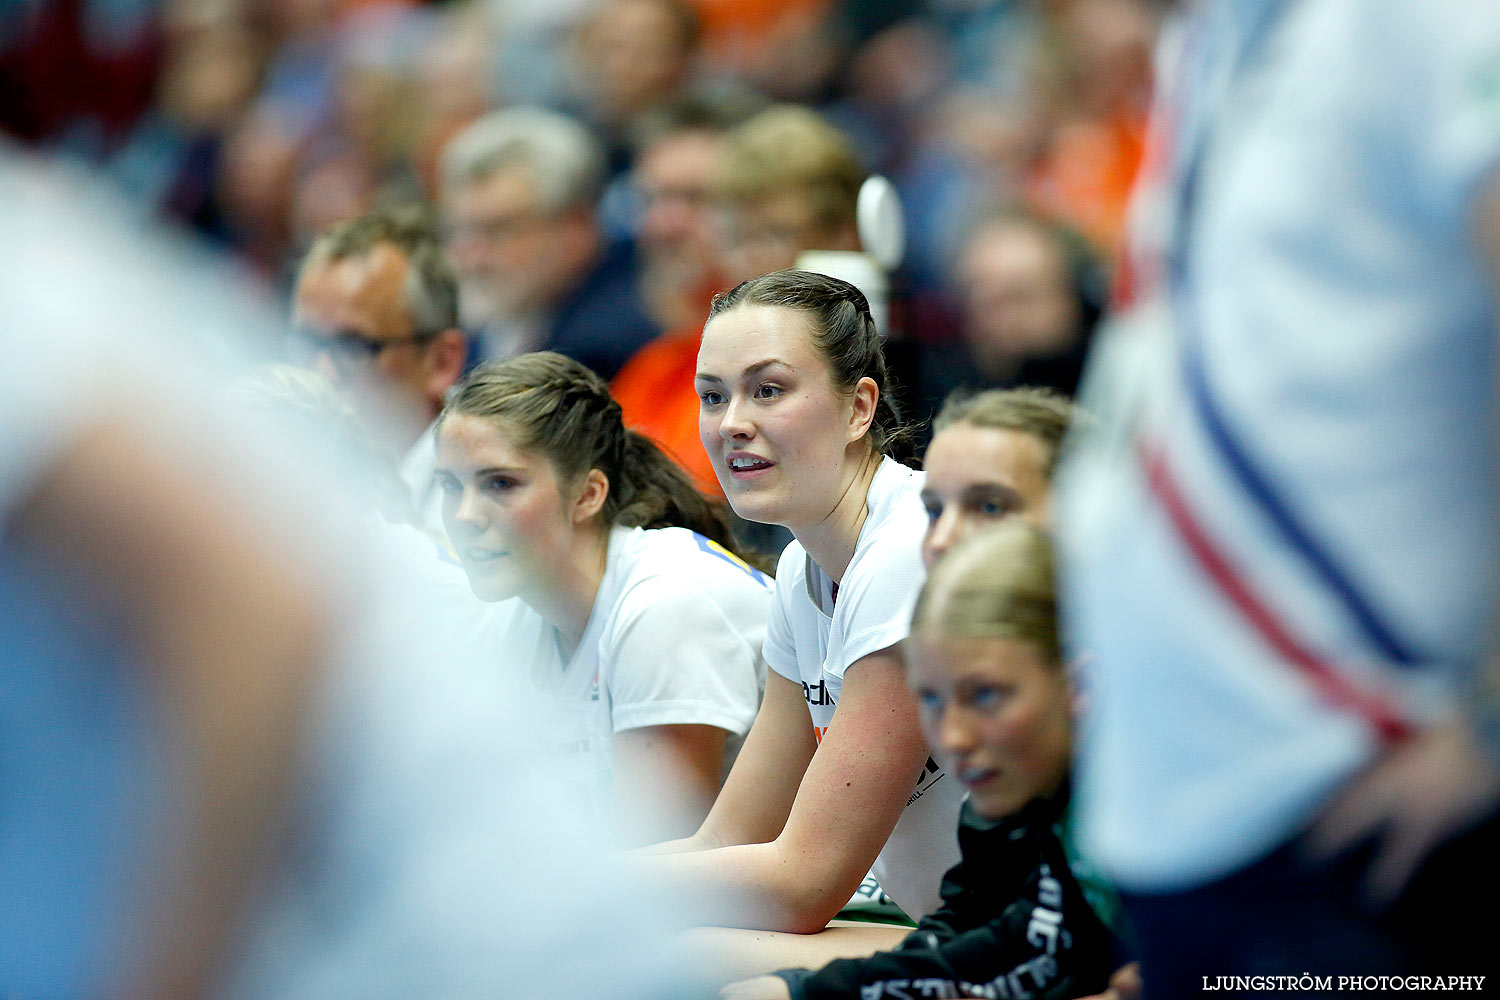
[2,144,704,1000]
[0,145,329,1000]
[1058,0,1500,990]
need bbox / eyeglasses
[442,211,547,246]
[286,326,439,368]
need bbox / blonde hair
[910,522,1060,666]
[714,105,865,231]
[932,387,1076,480]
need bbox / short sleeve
[830,505,926,678]
[604,574,766,736]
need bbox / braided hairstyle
[442,352,736,548]
[707,269,910,456]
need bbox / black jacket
[775,789,1128,1000]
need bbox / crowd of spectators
[10,2,1500,996]
[1,0,1157,435]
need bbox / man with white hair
[440,106,660,379]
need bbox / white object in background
[795,175,905,336]
[856,175,906,273]
[795,250,890,338]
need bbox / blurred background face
[292,244,439,438]
[960,220,1081,369]
[576,0,694,125]
[719,189,857,284]
[907,634,1071,820]
[921,422,1052,568]
[443,167,577,324]
[636,128,724,323]
[434,413,579,603]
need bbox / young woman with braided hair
[434,351,770,846]
[638,270,971,979]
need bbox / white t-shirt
[1058,0,1500,891]
[537,525,771,798]
[763,457,965,920]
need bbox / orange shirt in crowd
[1029,109,1147,261]
[612,327,723,499]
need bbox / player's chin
[722,488,786,527]
[462,565,519,604]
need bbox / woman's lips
[726,452,775,479]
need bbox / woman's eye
[916,690,943,714]
[971,686,1008,711]
[435,475,461,495]
[922,501,943,523]
[485,476,518,492]
[754,383,781,399]
[699,389,724,407]
[971,492,1015,518]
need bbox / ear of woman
[572,467,611,525]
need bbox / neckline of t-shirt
[563,524,639,671]
[802,457,907,617]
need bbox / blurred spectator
[473,0,594,106]
[569,0,703,168]
[407,7,496,197]
[713,104,865,283]
[913,207,1103,429]
[290,208,466,535]
[0,0,162,150]
[1024,0,1155,258]
[440,105,659,378]
[111,12,266,244]
[634,99,750,329]
[612,98,750,497]
[690,0,840,101]
[218,104,305,283]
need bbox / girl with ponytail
[434,351,770,846]
[640,270,969,976]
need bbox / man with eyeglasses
[291,209,467,534]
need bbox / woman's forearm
[638,840,859,934]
